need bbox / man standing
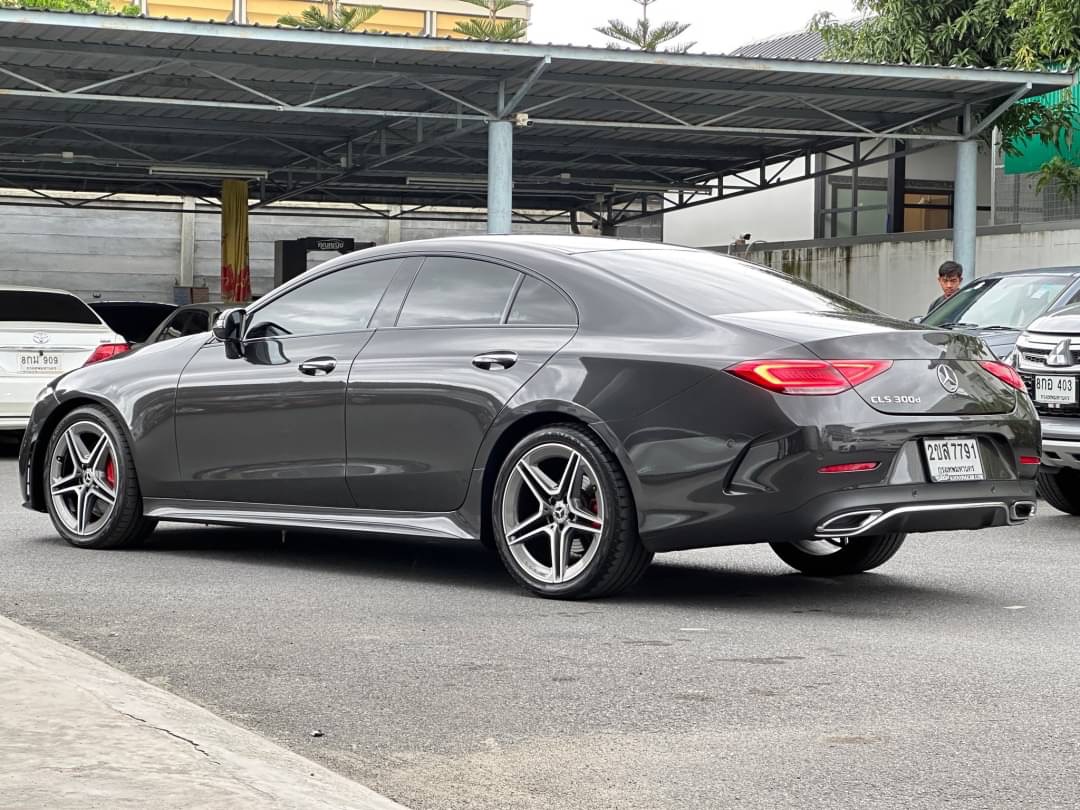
[928,261,963,314]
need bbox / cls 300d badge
[870,395,923,405]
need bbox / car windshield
[579,249,873,316]
[922,275,1072,330]
[0,291,100,324]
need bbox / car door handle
[299,357,336,376]
[472,351,518,371]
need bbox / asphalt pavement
[2,436,1079,810]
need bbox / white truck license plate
[1034,375,1076,405]
[923,438,984,482]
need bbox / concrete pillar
[178,196,195,288]
[487,119,513,235]
[954,138,979,284]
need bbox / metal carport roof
[0,8,1072,227]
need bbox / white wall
[747,224,1080,320]
[665,141,994,247]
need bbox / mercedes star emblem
[937,364,960,394]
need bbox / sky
[527,0,859,54]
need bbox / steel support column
[954,137,979,283]
[487,119,513,235]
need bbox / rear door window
[397,257,519,327]
[0,291,100,324]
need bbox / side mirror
[213,308,246,359]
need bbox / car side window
[397,257,519,327]
[508,276,576,325]
[245,259,401,340]
[157,310,192,342]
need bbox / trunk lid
[719,311,1017,415]
[0,321,119,377]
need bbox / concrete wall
[744,221,1080,320]
[0,201,568,302]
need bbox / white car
[0,286,128,431]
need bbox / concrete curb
[0,615,410,810]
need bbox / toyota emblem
[937,364,960,394]
[32,331,50,345]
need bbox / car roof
[345,234,691,259]
[0,284,85,296]
[981,266,1080,278]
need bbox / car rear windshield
[0,291,100,324]
[579,249,872,316]
[922,275,1073,330]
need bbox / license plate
[923,438,984,482]
[17,352,61,375]
[1034,375,1076,405]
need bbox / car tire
[492,424,652,599]
[43,405,157,550]
[1036,468,1080,515]
[769,533,907,576]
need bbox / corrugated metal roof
[0,8,1071,212]
[731,30,827,61]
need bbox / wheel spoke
[515,459,559,503]
[87,434,110,469]
[75,485,90,534]
[550,526,571,584]
[556,451,582,500]
[64,430,91,466]
[566,516,603,537]
[89,480,117,507]
[506,510,551,547]
[50,472,81,497]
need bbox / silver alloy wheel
[49,420,119,537]
[791,538,849,556]
[501,442,606,585]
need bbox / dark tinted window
[92,303,176,343]
[398,257,519,327]
[923,274,1073,330]
[0,291,100,324]
[508,276,575,325]
[579,249,872,316]
[158,308,213,342]
[246,259,400,339]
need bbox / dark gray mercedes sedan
[18,236,1039,599]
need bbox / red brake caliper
[105,457,117,489]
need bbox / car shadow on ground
[97,524,982,612]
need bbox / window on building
[820,177,957,238]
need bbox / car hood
[1027,306,1080,335]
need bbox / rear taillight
[1020,456,1041,466]
[84,343,129,366]
[727,359,892,396]
[979,360,1024,391]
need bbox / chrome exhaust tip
[1010,501,1036,522]
[816,509,884,538]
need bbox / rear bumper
[642,478,1038,552]
[1040,416,1080,469]
[0,376,52,425]
[0,416,29,431]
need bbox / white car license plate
[1034,375,1076,405]
[923,438,984,483]
[17,352,61,375]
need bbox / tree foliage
[596,0,695,54]
[453,0,527,42]
[278,1,380,32]
[810,0,1080,200]
[1,0,139,15]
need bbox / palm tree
[453,0,528,42]
[596,0,695,53]
[278,1,380,32]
